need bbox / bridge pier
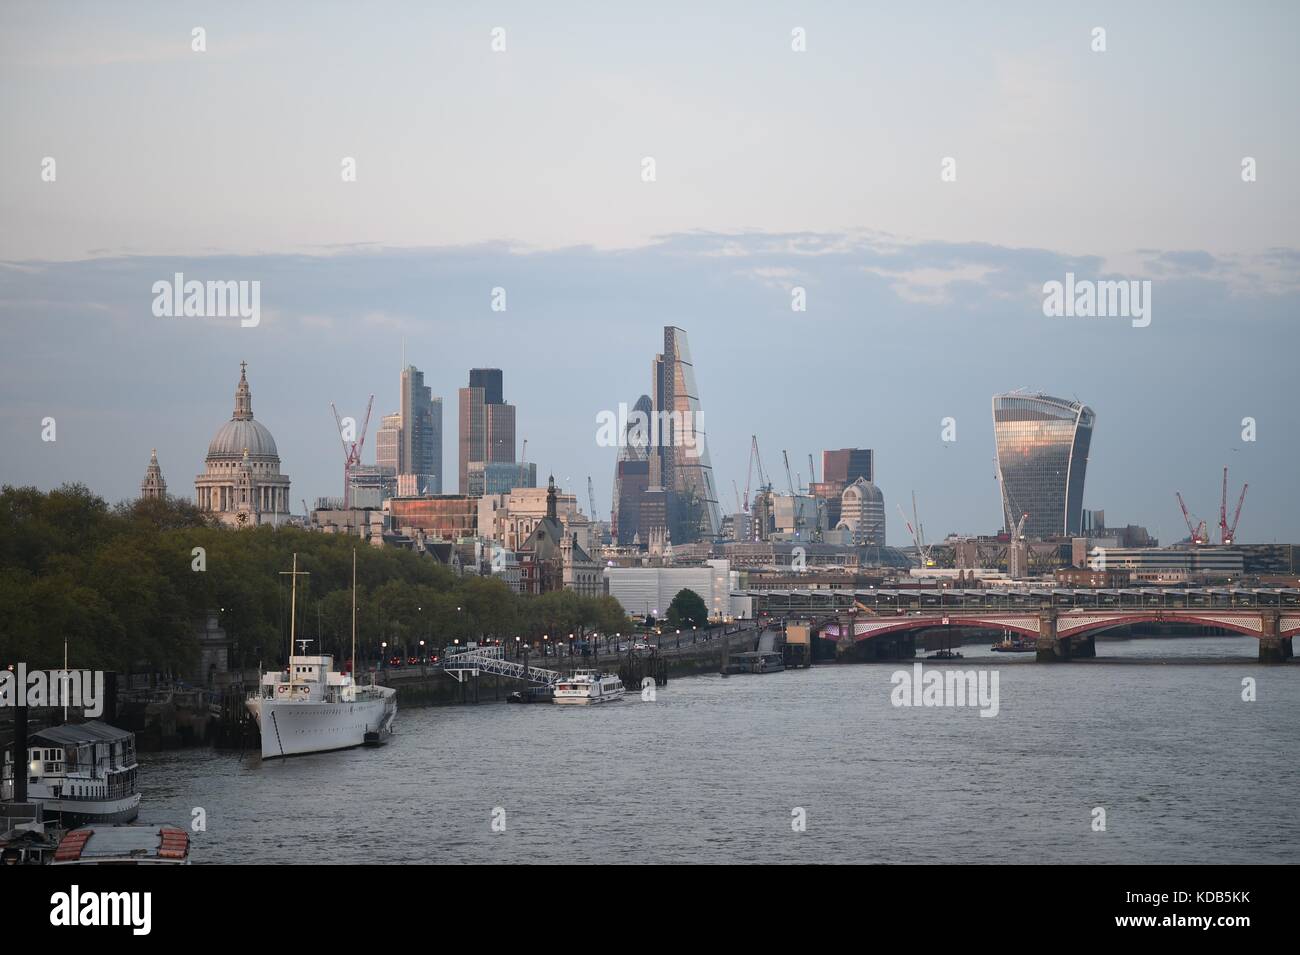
[1259,612,1293,662]
[1036,610,1064,662]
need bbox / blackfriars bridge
[735,587,1300,662]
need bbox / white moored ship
[247,648,396,759]
[245,551,396,759]
[553,670,625,705]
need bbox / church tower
[140,449,167,500]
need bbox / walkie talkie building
[992,392,1094,539]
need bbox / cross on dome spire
[233,361,253,420]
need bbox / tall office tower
[612,394,654,545]
[376,412,403,474]
[469,368,503,405]
[813,448,875,527]
[992,392,1095,539]
[458,369,516,493]
[400,366,443,494]
[822,449,874,487]
[654,326,721,542]
[837,478,886,546]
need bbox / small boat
[363,727,392,747]
[991,632,1036,653]
[926,649,964,660]
[51,824,191,865]
[507,687,554,704]
[553,670,625,705]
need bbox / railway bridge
[737,587,1300,662]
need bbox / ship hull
[247,692,396,759]
[37,794,141,827]
[554,691,624,705]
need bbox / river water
[139,636,1300,864]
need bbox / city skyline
[2,4,1296,540]
[1,269,1288,545]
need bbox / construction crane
[587,476,600,522]
[743,435,768,512]
[1219,466,1248,545]
[897,492,935,568]
[732,480,743,513]
[781,450,796,497]
[521,438,528,463]
[1176,492,1209,546]
[330,394,374,509]
[808,453,817,487]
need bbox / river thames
[138,636,1300,864]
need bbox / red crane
[1220,467,1248,545]
[331,394,375,508]
[1176,491,1208,546]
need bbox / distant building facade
[401,365,442,494]
[458,368,516,493]
[466,461,537,497]
[388,495,478,540]
[195,363,291,527]
[140,449,167,500]
[836,478,886,546]
[992,392,1094,539]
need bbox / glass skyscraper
[992,392,1094,539]
[400,366,442,494]
[657,327,721,542]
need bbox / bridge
[736,587,1300,662]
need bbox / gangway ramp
[441,646,560,686]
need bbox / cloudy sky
[2,1,1297,541]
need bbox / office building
[992,392,1094,539]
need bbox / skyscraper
[655,326,721,542]
[469,368,503,405]
[400,365,442,494]
[458,369,516,493]
[992,392,1095,539]
[821,449,873,487]
[376,411,402,474]
[612,394,654,545]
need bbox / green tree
[666,588,708,630]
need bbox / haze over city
[3,0,1298,540]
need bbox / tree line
[0,484,636,676]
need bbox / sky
[2,1,1298,541]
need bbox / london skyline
[2,3,1297,540]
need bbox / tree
[666,588,708,630]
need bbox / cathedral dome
[207,418,278,459]
[204,362,280,461]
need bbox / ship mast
[351,548,357,684]
[279,553,309,687]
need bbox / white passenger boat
[553,670,625,705]
[1,721,141,826]
[245,551,396,759]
